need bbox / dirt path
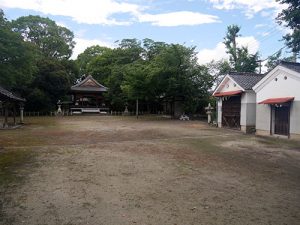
[1,116,300,225]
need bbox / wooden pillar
[3,103,8,128]
[13,103,16,125]
[136,99,139,119]
[20,104,24,124]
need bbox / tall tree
[26,58,74,111]
[223,25,259,72]
[224,25,240,65]
[121,62,150,116]
[0,9,37,90]
[76,45,111,74]
[12,15,75,59]
[142,38,168,61]
[276,0,300,60]
[150,44,213,114]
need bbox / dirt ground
[0,116,300,225]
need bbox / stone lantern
[205,103,214,124]
[57,100,62,115]
[123,102,129,116]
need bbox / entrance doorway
[222,95,241,129]
[274,105,290,136]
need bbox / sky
[0,0,291,66]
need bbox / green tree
[223,25,259,72]
[105,65,126,111]
[265,49,295,71]
[86,48,114,82]
[224,25,240,65]
[121,62,150,115]
[12,15,75,59]
[76,45,111,74]
[0,9,37,90]
[235,47,259,72]
[142,38,168,61]
[276,0,300,59]
[150,44,213,114]
[115,38,143,64]
[26,59,74,111]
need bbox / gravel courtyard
[0,116,300,225]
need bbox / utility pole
[292,51,297,62]
[257,60,262,74]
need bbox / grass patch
[0,148,34,186]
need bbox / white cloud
[56,21,68,28]
[0,0,220,27]
[255,23,268,29]
[72,38,113,59]
[236,36,259,53]
[208,0,285,18]
[0,0,140,25]
[137,11,220,26]
[197,42,228,64]
[197,36,259,64]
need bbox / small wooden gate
[274,105,290,136]
[222,95,241,129]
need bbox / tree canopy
[2,9,264,115]
[12,15,75,59]
[223,25,259,72]
[276,0,300,59]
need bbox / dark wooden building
[69,75,109,114]
[213,72,263,133]
[0,86,26,128]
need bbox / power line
[256,46,287,74]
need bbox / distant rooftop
[228,72,264,90]
[0,86,26,102]
[71,75,107,93]
[279,61,300,73]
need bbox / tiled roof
[0,86,26,102]
[280,61,300,73]
[229,72,264,90]
[71,75,107,93]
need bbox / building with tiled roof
[212,72,264,133]
[69,75,109,114]
[0,86,26,102]
[0,85,26,128]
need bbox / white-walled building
[253,62,300,139]
[213,72,264,133]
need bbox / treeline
[1,0,298,113]
[0,9,214,113]
[76,39,214,112]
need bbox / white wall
[256,70,300,102]
[290,102,300,134]
[218,77,242,93]
[217,98,222,126]
[241,91,257,127]
[255,68,300,135]
[256,104,271,131]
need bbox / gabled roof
[213,72,264,96]
[0,86,26,102]
[280,61,300,73]
[71,75,107,93]
[228,72,264,90]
